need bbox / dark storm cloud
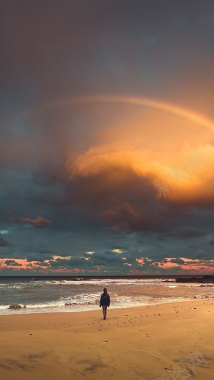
[208,239,214,245]
[21,246,55,263]
[26,253,54,263]
[170,258,185,265]
[158,237,166,241]
[49,257,95,269]
[121,250,144,264]
[87,251,124,266]
[159,205,196,219]
[0,234,9,247]
[48,250,142,271]
[169,226,207,240]
[111,245,129,250]
[4,259,22,266]
[42,166,172,233]
[193,250,210,260]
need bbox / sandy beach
[0,299,213,380]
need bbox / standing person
[100,288,110,320]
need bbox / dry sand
[0,299,213,380]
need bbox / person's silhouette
[99,288,110,320]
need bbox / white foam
[0,296,193,316]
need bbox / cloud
[49,256,95,269]
[0,234,9,247]
[194,250,210,260]
[26,253,54,262]
[61,159,170,233]
[169,226,207,239]
[188,244,198,249]
[208,239,214,245]
[4,260,22,266]
[9,216,52,228]
[170,258,185,265]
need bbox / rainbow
[6,95,214,132]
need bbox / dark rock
[8,304,22,309]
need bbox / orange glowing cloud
[3,94,214,236]
[0,257,94,274]
[0,258,43,270]
[157,257,214,274]
[4,95,214,194]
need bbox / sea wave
[0,277,213,316]
[0,294,193,316]
[0,278,174,290]
[29,278,174,286]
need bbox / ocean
[0,276,213,315]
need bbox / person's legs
[102,305,108,319]
[102,305,105,319]
[104,305,107,319]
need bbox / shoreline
[0,295,204,316]
[0,297,210,321]
[0,299,213,379]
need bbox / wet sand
[0,299,213,380]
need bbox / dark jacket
[100,292,110,307]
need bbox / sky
[0,0,214,276]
